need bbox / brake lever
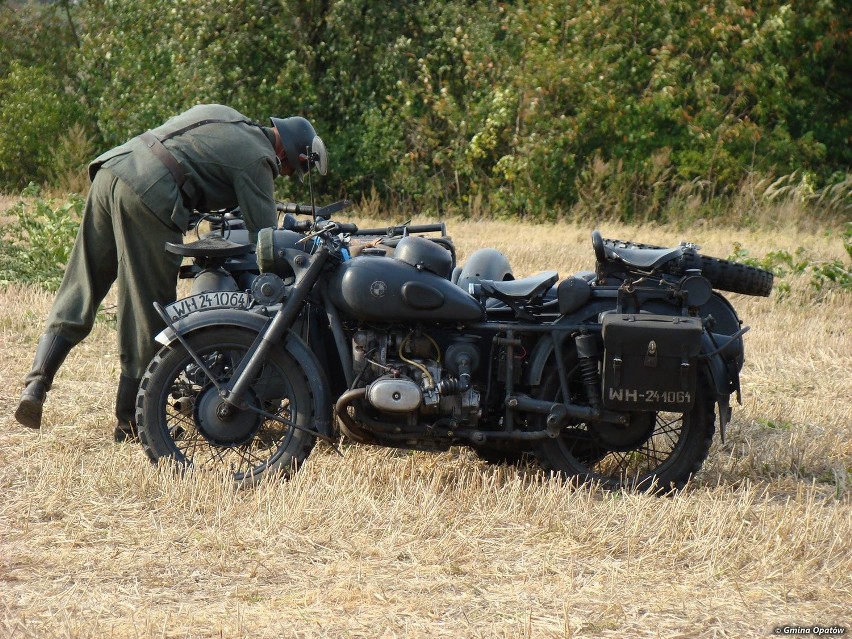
[297,220,339,245]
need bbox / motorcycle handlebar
[278,201,443,240]
[284,217,359,235]
[353,222,446,237]
[284,216,444,240]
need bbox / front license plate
[165,291,251,321]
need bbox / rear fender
[701,332,743,400]
[154,308,334,437]
[700,331,745,441]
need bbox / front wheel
[137,327,317,486]
[532,356,716,492]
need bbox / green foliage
[0,0,849,222]
[0,185,83,291]
[730,224,852,299]
[493,0,851,217]
[758,418,793,431]
[0,62,87,190]
[0,2,86,190]
[76,0,312,146]
[0,2,78,80]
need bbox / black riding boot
[114,375,141,442]
[15,334,74,429]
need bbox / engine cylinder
[366,376,422,412]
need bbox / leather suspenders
[138,117,260,208]
[139,131,187,196]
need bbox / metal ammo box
[601,313,703,412]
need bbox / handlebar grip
[277,202,314,215]
[291,219,313,232]
[281,214,313,232]
[335,222,359,234]
[405,223,445,235]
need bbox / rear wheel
[137,327,316,486]
[532,354,716,492]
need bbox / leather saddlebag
[601,313,703,412]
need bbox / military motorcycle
[136,154,773,492]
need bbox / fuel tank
[328,255,482,322]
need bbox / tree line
[1,0,849,220]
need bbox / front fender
[154,308,334,437]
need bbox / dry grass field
[1,209,850,638]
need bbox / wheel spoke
[573,410,688,482]
[646,435,663,466]
[142,330,315,484]
[236,444,268,470]
[175,427,203,458]
[229,447,255,476]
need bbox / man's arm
[232,159,279,236]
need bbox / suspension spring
[574,332,602,408]
[578,357,602,408]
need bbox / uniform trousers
[45,168,183,379]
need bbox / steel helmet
[269,116,320,182]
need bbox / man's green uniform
[18,104,288,436]
[53,104,281,378]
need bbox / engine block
[353,329,481,427]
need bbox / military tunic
[45,104,281,379]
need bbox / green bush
[0,185,83,291]
[729,223,852,300]
[0,63,86,191]
[1,0,849,222]
[75,0,314,146]
[0,1,85,191]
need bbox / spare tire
[679,253,774,297]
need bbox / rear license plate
[164,291,251,321]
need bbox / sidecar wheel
[532,357,715,492]
[137,327,316,486]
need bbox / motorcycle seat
[477,271,559,302]
[605,245,683,270]
[165,235,253,258]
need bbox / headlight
[256,228,305,276]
